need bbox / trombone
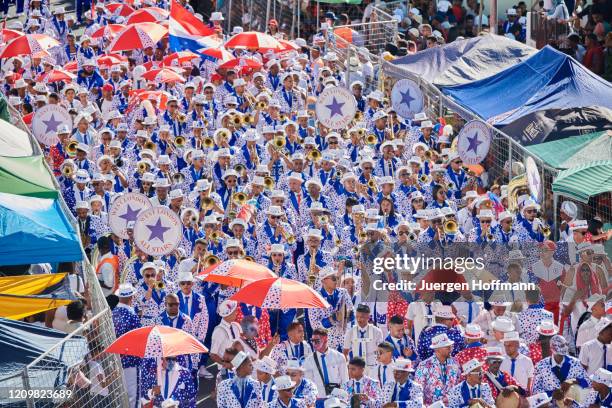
[231,114,244,127]
[365,133,378,145]
[232,191,248,206]
[203,254,220,267]
[174,136,186,148]
[307,149,322,162]
[202,137,215,148]
[273,136,286,150]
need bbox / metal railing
[526,11,571,49]
[4,105,129,407]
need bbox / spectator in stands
[64,300,86,334]
[568,33,587,62]
[583,33,605,75]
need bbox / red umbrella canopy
[198,47,233,62]
[107,22,168,52]
[199,259,277,287]
[162,51,200,67]
[218,57,262,70]
[91,24,126,39]
[126,7,169,24]
[96,53,127,68]
[224,31,282,50]
[141,67,186,83]
[230,277,330,309]
[106,326,207,358]
[105,2,135,17]
[0,34,60,59]
[37,67,76,83]
[0,29,25,42]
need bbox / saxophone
[308,250,317,287]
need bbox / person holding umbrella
[142,356,197,407]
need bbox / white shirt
[531,259,564,282]
[576,316,601,348]
[579,338,611,375]
[303,349,348,398]
[210,319,242,359]
[88,360,109,397]
[500,353,534,390]
[451,298,483,324]
[343,323,383,366]
[407,301,441,341]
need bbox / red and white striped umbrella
[96,53,127,68]
[37,67,76,83]
[198,47,233,62]
[140,67,185,83]
[218,56,263,70]
[224,31,282,50]
[126,7,169,24]
[106,326,207,358]
[0,34,60,59]
[0,29,25,42]
[91,24,126,39]
[230,277,330,309]
[260,39,299,53]
[64,60,78,72]
[162,51,200,67]
[105,2,135,17]
[108,22,168,52]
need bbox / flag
[169,0,219,53]
[91,0,96,20]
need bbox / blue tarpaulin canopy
[389,34,536,86]
[441,46,612,125]
[0,192,82,266]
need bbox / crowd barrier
[526,11,572,49]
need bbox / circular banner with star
[108,192,153,240]
[390,79,423,119]
[525,156,541,203]
[133,206,182,256]
[31,104,73,146]
[456,120,492,165]
[315,86,357,130]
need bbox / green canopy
[0,156,58,199]
[526,131,611,169]
[552,160,612,203]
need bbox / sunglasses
[227,251,242,256]
[271,215,282,220]
[431,219,443,224]
[179,281,193,285]
[363,167,373,171]
[480,220,492,224]
[168,104,178,108]
[329,141,338,145]
[144,274,155,279]
[453,160,463,165]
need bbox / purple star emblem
[146,217,170,242]
[119,204,140,225]
[43,113,62,133]
[400,89,414,106]
[325,97,345,118]
[466,133,483,154]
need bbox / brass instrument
[177,112,187,123]
[190,214,199,225]
[138,161,148,174]
[486,233,495,242]
[174,136,186,147]
[443,220,458,235]
[367,178,378,192]
[256,100,268,110]
[66,140,78,156]
[263,176,275,190]
[307,250,317,287]
[232,191,247,206]
[244,255,255,262]
[419,174,430,183]
[277,224,296,245]
[144,140,157,151]
[365,133,377,145]
[307,149,322,162]
[203,254,220,267]
[154,280,165,290]
[232,114,244,127]
[358,231,367,242]
[424,150,433,160]
[354,111,363,121]
[334,237,342,247]
[273,136,286,150]
[218,129,231,140]
[357,129,366,137]
[541,225,551,238]
[243,113,255,125]
[201,196,214,210]
[279,113,287,122]
[319,215,329,225]
[446,182,455,190]
[210,231,220,244]
[249,144,260,167]
[62,165,75,177]
[407,232,418,241]
[203,137,215,148]
[234,164,246,174]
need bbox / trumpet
[365,133,377,145]
[263,176,275,190]
[190,214,199,225]
[201,196,214,210]
[486,233,495,242]
[66,140,78,156]
[446,182,455,190]
[273,136,286,150]
[218,129,231,140]
[232,191,247,205]
[203,254,220,267]
[172,172,185,185]
[279,113,287,122]
[419,174,430,183]
[244,255,255,262]
[174,136,186,147]
[62,165,75,177]
[243,113,255,125]
[277,225,296,245]
[203,137,215,148]
[138,161,148,174]
[154,280,165,290]
[443,220,458,235]
[210,231,220,243]
[232,114,244,127]
[256,100,268,110]
[367,178,378,192]
[541,225,551,238]
[357,129,366,137]
[307,149,322,162]
[424,150,433,160]
[358,231,367,242]
[354,111,363,121]
[234,164,246,174]
[144,140,157,151]
[319,215,329,225]
[307,250,317,287]
[407,232,418,241]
